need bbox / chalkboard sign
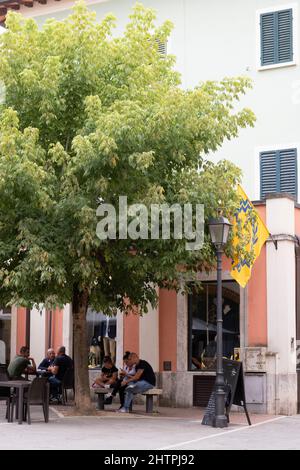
[202,359,251,426]
[201,389,217,426]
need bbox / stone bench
[94,387,163,413]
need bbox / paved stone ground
[0,403,299,450]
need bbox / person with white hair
[38,348,56,373]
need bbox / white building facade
[1,0,300,414]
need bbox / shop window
[0,307,11,365]
[188,281,240,371]
[87,309,117,369]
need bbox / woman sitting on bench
[92,356,118,389]
[104,351,136,407]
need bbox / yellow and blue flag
[230,185,270,288]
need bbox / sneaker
[116,407,129,413]
[104,396,113,405]
[49,397,60,405]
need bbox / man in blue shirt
[38,349,56,375]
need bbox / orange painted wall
[222,255,233,272]
[295,207,300,235]
[123,313,139,355]
[51,308,64,352]
[159,289,177,372]
[16,307,27,353]
[247,205,268,346]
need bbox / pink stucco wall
[16,307,27,353]
[159,289,177,372]
[123,312,140,355]
[295,207,300,236]
[51,308,64,353]
[247,205,268,346]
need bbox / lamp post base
[213,415,228,428]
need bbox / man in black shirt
[117,353,155,413]
[48,346,73,401]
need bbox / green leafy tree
[0,2,255,412]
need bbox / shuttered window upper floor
[260,148,298,199]
[259,5,297,69]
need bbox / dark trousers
[49,376,62,398]
[111,379,127,407]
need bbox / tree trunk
[72,287,93,413]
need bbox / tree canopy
[0,1,255,410]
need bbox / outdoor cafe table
[0,381,30,424]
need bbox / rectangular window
[0,307,11,365]
[260,148,298,199]
[260,9,293,66]
[188,282,240,371]
[86,309,117,369]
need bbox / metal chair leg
[5,399,10,422]
[27,405,31,425]
[9,396,15,423]
[42,404,49,423]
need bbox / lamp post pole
[208,215,231,428]
[214,247,228,428]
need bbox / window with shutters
[259,6,296,68]
[260,148,298,199]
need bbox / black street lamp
[208,216,232,428]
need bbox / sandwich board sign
[202,359,251,426]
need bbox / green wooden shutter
[260,9,293,66]
[261,13,276,66]
[260,151,278,198]
[279,148,297,196]
[278,9,293,63]
[260,149,297,199]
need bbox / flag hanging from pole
[230,185,270,288]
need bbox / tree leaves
[0,1,255,312]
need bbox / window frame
[187,281,241,372]
[254,143,300,201]
[256,3,298,71]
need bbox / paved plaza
[1,403,299,450]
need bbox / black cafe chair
[22,377,49,425]
[61,368,75,405]
[0,364,13,422]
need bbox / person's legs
[123,381,153,411]
[104,379,120,404]
[48,376,62,399]
[109,338,116,364]
[103,337,110,357]
[110,379,122,397]
[118,384,127,407]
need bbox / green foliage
[0,1,255,313]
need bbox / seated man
[7,346,36,380]
[38,348,56,375]
[117,353,155,413]
[92,356,118,389]
[48,346,73,402]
